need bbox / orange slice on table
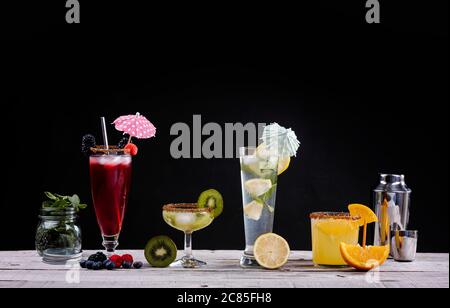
[348,203,378,226]
[340,243,389,271]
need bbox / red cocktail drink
[90,154,132,253]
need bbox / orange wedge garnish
[348,204,378,226]
[349,204,379,248]
[340,243,389,271]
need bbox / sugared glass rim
[90,145,131,155]
[163,203,212,213]
[310,212,360,220]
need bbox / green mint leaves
[43,192,88,212]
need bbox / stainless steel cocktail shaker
[373,174,412,256]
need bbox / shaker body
[374,174,411,256]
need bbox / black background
[1,1,448,253]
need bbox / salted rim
[310,212,361,220]
[90,146,131,155]
[163,203,213,213]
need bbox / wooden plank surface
[0,251,448,288]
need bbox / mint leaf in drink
[254,184,277,213]
[260,184,277,202]
[54,199,69,208]
[44,192,58,201]
[42,200,54,208]
[42,192,88,212]
[77,203,88,210]
[68,195,80,206]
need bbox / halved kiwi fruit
[198,189,224,218]
[144,236,177,268]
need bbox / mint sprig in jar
[35,192,87,263]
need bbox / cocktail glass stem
[184,232,193,259]
[102,235,119,255]
[170,231,207,268]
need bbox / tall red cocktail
[90,153,132,253]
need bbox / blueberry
[103,260,110,268]
[105,261,115,271]
[86,261,95,270]
[79,260,87,269]
[122,261,132,269]
[92,262,102,270]
[133,262,143,269]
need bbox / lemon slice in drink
[254,233,291,270]
[256,144,291,175]
[243,200,264,221]
[277,156,291,175]
[244,179,272,197]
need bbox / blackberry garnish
[118,137,129,149]
[82,134,96,155]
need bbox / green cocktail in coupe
[162,189,224,269]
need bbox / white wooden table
[0,251,448,288]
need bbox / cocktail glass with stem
[90,147,132,254]
[163,203,214,268]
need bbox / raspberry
[124,143,138,156]
[122,254,134,264]
[109,255,123,268]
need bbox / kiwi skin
[198,189,224,218]
[144,236,177,268]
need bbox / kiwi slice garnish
[144,236,177,268]
[198,189,224,218]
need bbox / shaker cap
[386,174,402,184]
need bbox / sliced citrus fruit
[254,233,290,270]
[257,143,291,175]
[348,204,378,226]
[243,200,264,221]
[244,179,272,197]
[277,156,291,175]
[256,143,277,160]
[340,243,389,271]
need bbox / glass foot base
[171,257,207,269]
[240,254,261,268]
[102,234,119,255]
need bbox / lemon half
[254,233,291,270]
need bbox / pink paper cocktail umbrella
[113,112,156,143]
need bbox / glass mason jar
[35,208,82,263]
